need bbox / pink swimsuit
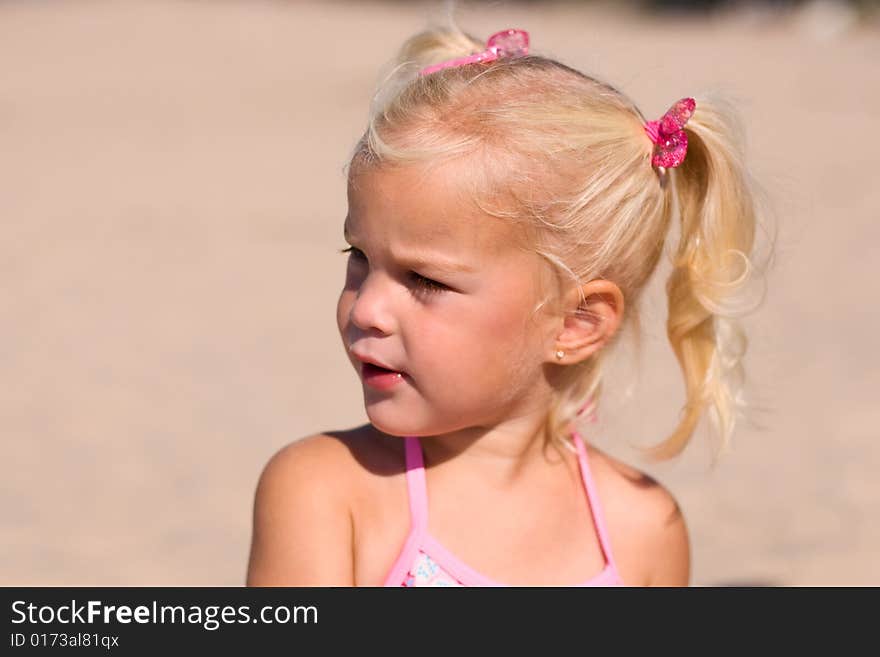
[383,430,624,587]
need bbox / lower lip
[362,363,406,390]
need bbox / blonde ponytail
[396,26,484,70]
[366,25,485,124]
[649,99,762,461]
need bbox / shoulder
[585,444,691,587]
[250,433,356,523]
[256,431,361,491]
[246,426,396,586]
[252,425,403,499]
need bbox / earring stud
[556,350,565,360]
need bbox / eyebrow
[343,218,477,274]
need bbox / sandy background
[2,0,878,586]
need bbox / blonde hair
[347,24,766,460]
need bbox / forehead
[345,161,525,260]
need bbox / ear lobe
[553,281,624,363]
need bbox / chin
[366,403,475,440]
[363,407,413,438]
[363,400,444,439]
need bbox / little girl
[247,25,763,587]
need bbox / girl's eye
[410,273,448,294]
[339,246,366,261]
[340,246,449,295]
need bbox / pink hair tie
[418,29,529,76]
[644,97,696,169]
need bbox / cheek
[336,289,353,335]
[419,296,534,374]
[481,284,544,372]
[486,281,538,341]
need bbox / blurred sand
[1,0,878,586]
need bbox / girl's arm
[246,436,356,586]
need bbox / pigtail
[367,23,484,118]
[359,23,487,167]
[396,26,484,71]
[650,99,762,461]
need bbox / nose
[348,270,396,335]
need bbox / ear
[551,279,624,365]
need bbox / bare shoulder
[585,444,691,587]
[246,427,387,586]
[257,431,363,490]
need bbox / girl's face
[336,163,558,438]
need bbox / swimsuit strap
[570,430,619,574]
[403,432,618,575]
[403,436,429,532]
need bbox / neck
[415,414,575,483]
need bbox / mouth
[350,347,404,374]
[359,362,407,389]
[361,362,405,377]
